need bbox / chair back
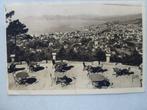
[15,72,29,80]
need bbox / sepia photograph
[6,1,144,94]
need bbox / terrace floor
[8,61,142,90]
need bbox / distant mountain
[24,13,142,34]
[105,14,142,24]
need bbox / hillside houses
[7,19,143,65]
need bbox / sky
[6,2,142,17]
[5,2,143,35]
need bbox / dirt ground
[8,61,142,90]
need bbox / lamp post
[10,54,15,62]
[52,52,56,61]
[106,48,111,63]
[106,53,111,63]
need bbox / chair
[13,72,29,85]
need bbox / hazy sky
[6,2,142,17]
[6,2,142,35]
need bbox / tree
[6,10,29,62]
[96,48,106,65]
[122,50,142,66]
[7,20,28,43]
[6,10,15,23]
[6,10,28,42]
[57,47,67,61]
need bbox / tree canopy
[6,10,28,39]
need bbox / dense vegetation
[6,11,143,66]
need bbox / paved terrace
[8,61,142,90]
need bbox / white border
[8,88,144,95]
